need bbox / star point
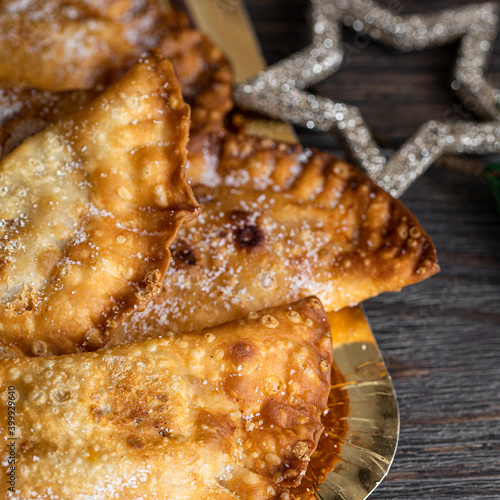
[234,0,500,198]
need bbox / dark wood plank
[244,1,500,498]
[366,167,500,499]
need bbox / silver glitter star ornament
[234,0,500,198]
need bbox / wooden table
[244,1,500,498]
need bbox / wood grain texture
[244,1,500,498]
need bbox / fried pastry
[0,298,332,499]
[157,28,233,184]
[111,135,438,343]
[0,52,199,358]
[0,0,187,91]
[0,28,233,168]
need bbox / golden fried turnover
[0,298,332,499]
[0,52,199,358]
[111,135,438,343]
[0,28,233,168]
[0,0,187,91]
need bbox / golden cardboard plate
[291,307,399,499]
[178,1,400,498]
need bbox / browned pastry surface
[0,52,199,358]
[0,298,332,499]
[0,28,233,168]
[0,0,187,91]
[110,134,439,343]
[158,28,233,137]
[158,28,233,184]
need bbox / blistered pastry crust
[0,0,187,91]
[112,134,439,342]
[0,28,233,171]
[0,52,199,357]
[0,298,332,499]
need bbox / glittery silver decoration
[234,0,500,198]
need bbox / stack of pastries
[0,1,439,499]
